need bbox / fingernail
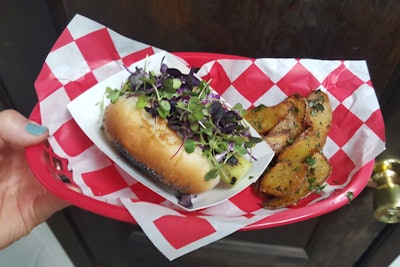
[25,122,48,136]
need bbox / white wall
[0,223,74,267]
[390,255,400,267]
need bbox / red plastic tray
[25,52,375,230]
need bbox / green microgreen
[106,87,122,103]
[184,139,196,153]
[105,61,262,181]
[136,95,148,109]
[163,78,182,92]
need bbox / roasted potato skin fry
[282,94,307,139]
[277,128,323,162]
[260,161,308,197]
[263,94,306,154]
[244,101,293,135]
[305,89,332,135]
[249,89,333,209]
[307,152,332,187]
[262,188,306,209]
[263,152,332,209]
[264,131,291,154]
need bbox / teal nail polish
[25,122,48,136]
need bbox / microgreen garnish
[184,139,196,153]
[106,87,122,103]
[105,61,262,181]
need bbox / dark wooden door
[2,1,400,266]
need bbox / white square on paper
[45,42,91,85]
[67,14,106,40]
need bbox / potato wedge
[305,89,332,133]
[247,89,333,209]
[277,128,324,162]
[262,190,305,209]
[260,161,308,197]
[263,152,332,209]
[244,101,293,135]
[282,93,307,140]
[306,151,332,189]
[264,94,307,153]
[264,130,291,153]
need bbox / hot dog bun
[103,95,220,194]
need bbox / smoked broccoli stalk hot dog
[102,58,262,197]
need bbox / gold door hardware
[369,159,400,223]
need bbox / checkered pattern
[34,15,385,260]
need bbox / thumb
[0,109,48,147]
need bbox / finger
[0,109,49,147]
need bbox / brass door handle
[370,159,400,223]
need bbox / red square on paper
[82,165,129,196]
[323,64,365,102]
[34,63,63,101]
[329,104,363,147]
[53,119,93,157]
[232,63,274,103]
[154,215,216,249]
[121,47,155,67]
[276,62,321,96]
[64,71,98,100]
[229,186,263,213]
[130,182,166,204]
[51,29,74,51]
[201,61,232,95]
[365,109,386,142]
[75,28,120,70]
[327,150,355,185]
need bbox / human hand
[0,109,69,249]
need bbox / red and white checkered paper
[34,14,385,260]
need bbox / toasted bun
[103,95,220,194]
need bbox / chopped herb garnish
[308,177,317,190]
[308,94,326,117]
[346,191,354,204]
[315,184,326,193]
[287,138,295,145]
[251,104,266,113]
[305,155,316,166]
